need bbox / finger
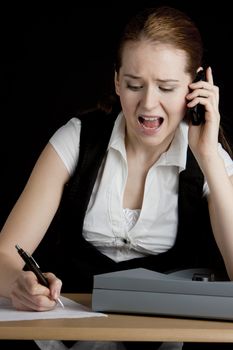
[11,291,57,311]
[187,88,219,110]
[18,271,50,296]
[44,272,63,300]
[187,96,211,109]
[187,88,211,101]
[10,271,56,311]
[206,66,214,85]
[189,80,213,91]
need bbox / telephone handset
[188,69,206,125]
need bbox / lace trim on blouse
[123,208,141,232]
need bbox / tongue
[143,119,160,129]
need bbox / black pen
[15,244,64,308]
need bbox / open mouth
[138,115,164,130]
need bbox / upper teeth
[142,116,158,121]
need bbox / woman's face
[115,41,192,149]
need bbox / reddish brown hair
[115,6,203,79]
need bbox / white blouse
[50,112,233,263]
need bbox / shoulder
[217,143,233,178]
[203,143,233,197]
[49,118,81,175]
[49,117,81,154]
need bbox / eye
[159,87,174,92]
[127,84,143,91]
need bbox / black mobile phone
[188,69,206,125]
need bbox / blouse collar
[108,111,188,172]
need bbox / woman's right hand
[10,270,62,311]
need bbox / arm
[0,143,70,310]
[187,67,233,279]
[204,159,233,280]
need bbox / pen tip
[15,244,20,251]
[57,298,65,308]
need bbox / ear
[114,71,120,96]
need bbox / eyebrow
[123,74,179,82]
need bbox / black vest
[35,109,226,292]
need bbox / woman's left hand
[186,66,220,164]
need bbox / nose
[141,86,160,110]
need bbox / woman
[1,6,233,350]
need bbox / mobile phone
[188,69,206,125]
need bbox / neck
[125,132,175,167]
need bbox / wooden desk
[1,294,233,342]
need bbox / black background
[1,2,233,227]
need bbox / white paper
[0,296,107,321]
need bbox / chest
[123,163,148,209]
[86,150,180,220]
